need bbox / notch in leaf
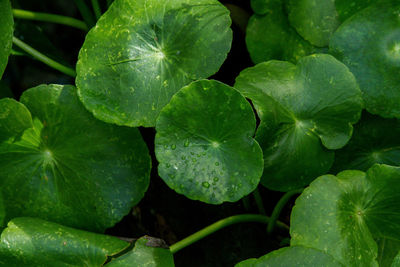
[155,79,264,204]
[235,54,363,191]
[76,0,232,127]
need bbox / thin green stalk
[73,0,96,28]
[12,9,88,31]
[267,188,304,234]
[12,37,76,77]
[169,214,289,254]
[91,0,102,20]
[253,188,266,215]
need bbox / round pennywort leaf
[76,0,232,127]
[0,0,13,78]
[155,80,263,204]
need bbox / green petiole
[169,214,289,254]
[12,9,88,31]
[12,37,76,78]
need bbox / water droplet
[192,158,197,163]
[190,152,195,155]
[164,144,168,149]
[238,183,242,188]
[213,177,219,182]
[215,162,220,166]
[171,144,176,150]
[168,174,175,179]
[184,140,189,147]
[166,163,171,168]
[202,182,210,188]
[181,156,186,160]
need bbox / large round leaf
[76,0,232,127]
[155,79,263,204]
[291,164,400,266]
[334,0,377,22]
[234,54,363,191]
[0,0,13,78]
[0,217,129,266]
[332,112,400,173]
[235,246,343,267]
[246,7,316,64]
[287,0,339,47]
[330,1,400,118]
[107,236,174,267]
[0,84,151,232]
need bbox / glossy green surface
[287,0,339,47]
[0,0,13,78]
[235,246,343,267]
[108,236,174,266]
[76,0,232,127]
[0,84,151,232]
[291,165,400,266]
[155,80,263,204]
[0,217,129,266]
[332,113,400,173]
[330,1,400,118]
[235,54,363,191]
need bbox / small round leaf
[0,217,129,266]
[235,54,363,191]
[0,98,32,143]
[0,0,13,78]
[155,80,263,204]
[330,1,400,118]
[76,0,232,127]
[235,246,343,267]
[291,164,400,266]
[0,84,151,232]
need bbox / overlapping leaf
[107,236,174,266]
[155,80,263,204]
[0,217,129,266]
[235,54,363,191]
[235,246,343,267]
[332,112,400,173]
[291,165,400,266]
[0,84,151,232]
[76,0,232,127]
[330,1,400,118]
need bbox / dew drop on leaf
[184,140,189,147]
[202,182,210,188]
[171,144,176,150]
[215,162,220,166]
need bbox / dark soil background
[5,0,294,266]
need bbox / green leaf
[0,0,13,78]
[330,1,400,118]
[155,79,263,204]
[246,8,316,64]
[332,112,400,173]
[235,246,344,267]
[287,0,340,47]
[0,98,32,143]
[76,0,232,127]
[250,0,281,15]
[0,217,129,266]
[0,84,151,232]
[107,236,174,266]
[234,54,363,191]
[290,164,400,266]
[334,0,377,22]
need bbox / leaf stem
[267,188,304,234]
[12,37,76,77]
[253,188,266,215]
[169,214,289,254]
[91,0,102,20]
[12,9,88,31]
[73,0,96,28]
